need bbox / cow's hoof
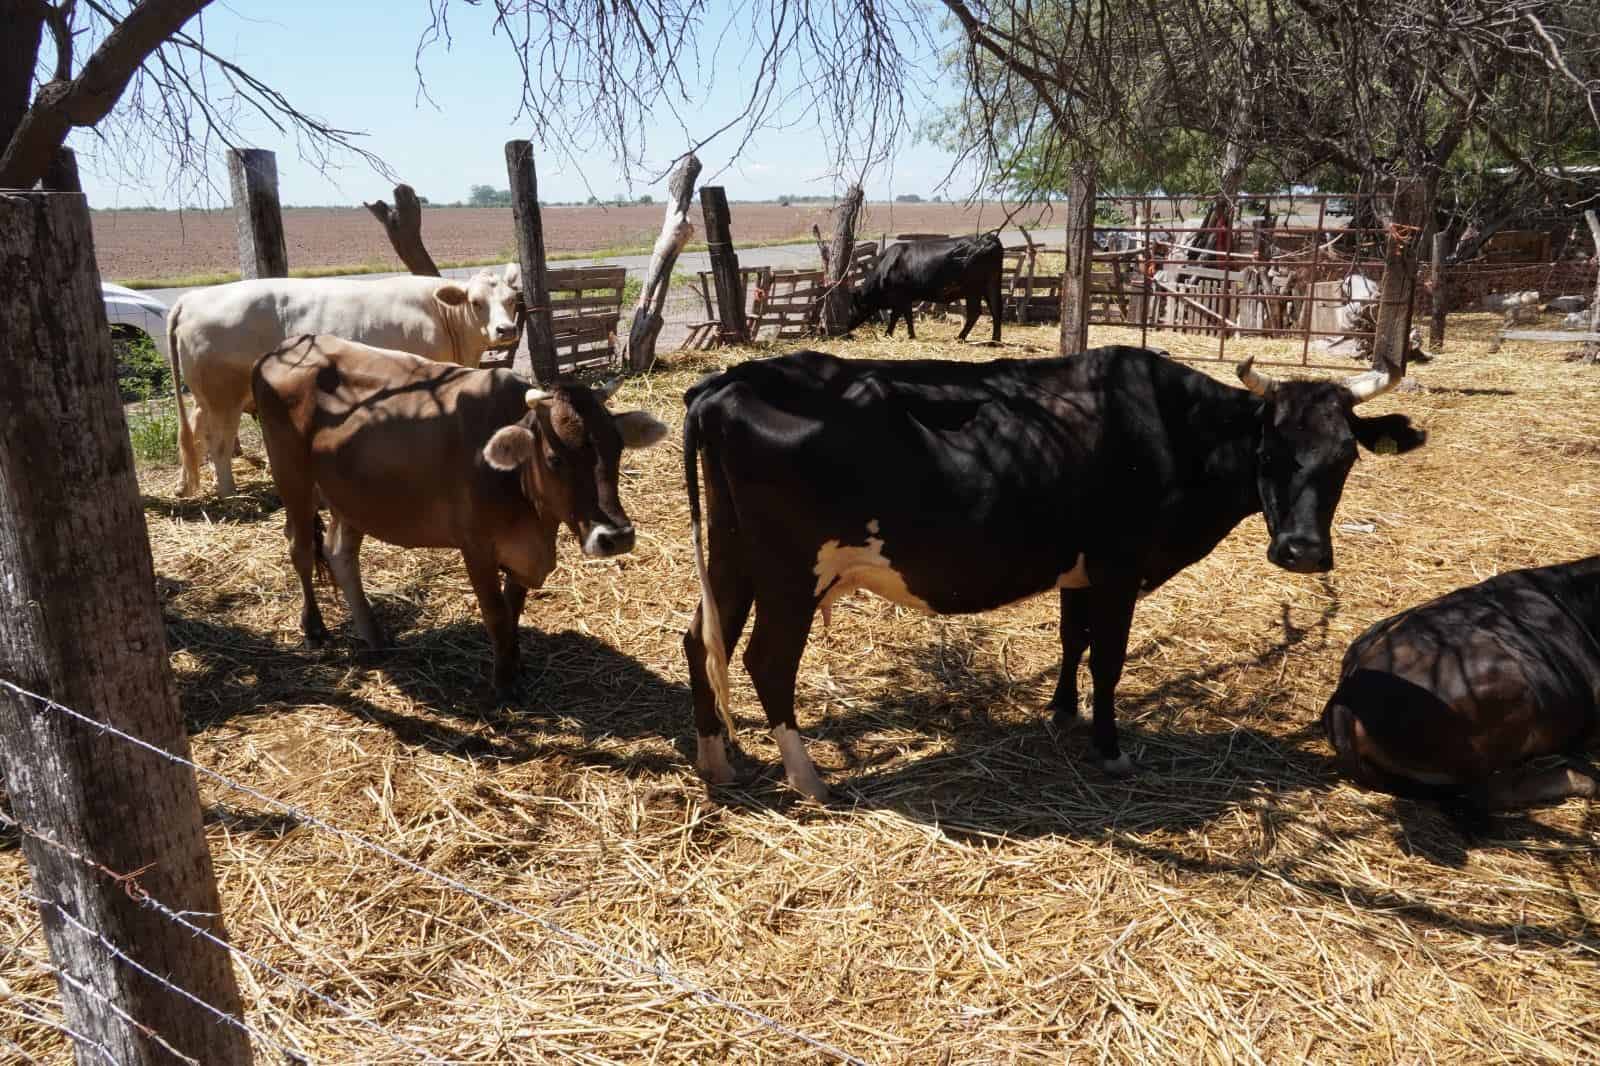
[303,631,328,651]
[695,734,737,785]
[1098,752,1136,777]
[1046,698,1085,728]
[787,772,831,803]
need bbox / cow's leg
[206,404,244,497]
[464,549,519,696]
[176,399,204,497]
[957,294,980,341]
[324,517,385,649]
[883,307,899,337]
[1481,760,1599,809]
[743,593,824,800]
[1084,584,1140,775]
[901,302,917,340]
[1046,589,1093,728]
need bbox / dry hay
[3,312,1599,1064]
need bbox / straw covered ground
[3,314,1599,1063]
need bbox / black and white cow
[681,346,1426,799]
[847,233,1004,342]
[1323,556,1600,813]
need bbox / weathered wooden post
[820,184,864,336]
[41,146,80,193]
[1428,228,1451,353]
[1371,177,1427,378]
[365,183,440,276]
[623,153,701,371]
[700,186,747,345]
[1581,210,1600,365]
[504,140,559,383]
[0,190,252,1066]
[1059,160,1097,355]
[227,147,287,279]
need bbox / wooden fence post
[41,146,80,193]
[1059,160,1096,355]
[0,190,252,1066]
[227,148,287,279]
[364,184,440,276]
[1429,229,1451,353]
[820,185,864,336]
[700,186,748,344]
[504,140,559,383]
[623,154,702,370]
[1372,177,1427,378]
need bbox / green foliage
[112,326,170,403]
[126,401,178,465]
[469,185,514,207]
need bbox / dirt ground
[90,201,1051,283]
[3,315,1598,1063]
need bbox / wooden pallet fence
[481,265,625,371]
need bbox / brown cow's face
[482,382,667,561]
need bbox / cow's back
[174,275,451,371]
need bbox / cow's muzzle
[494,323,520,341]
[583,522,636,558]
[1268,535,1332,574]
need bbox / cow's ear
[614,411,669,450]
[1350,413,1426,455]
[435,283,469,307]
[483,424,537,470]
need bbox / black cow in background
[1324,556,1600,815]
[847,232,1004,342]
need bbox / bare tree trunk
[1580,210,1600,365]
[1371,177,1429,379]
[820,185,864,336]
[1429,228,1451,352]
[505,140,558,383]
[364,184,440,276]
[700,186,747,345]
[623,153,701,371]
[0,190,252,1065]
[41,145,80,192]
[0,1,45,149]
[227,148,287,279]
[1059,161,1096,355]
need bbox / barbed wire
[26,894,302,1063]
[0,675,869,1066]
[5,938,199,1065]
[0,989,124,1066]
[0,813,437,1065]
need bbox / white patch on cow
[695,734,735,785]
[1102,752,1134,776]
[1055,553,1092,589]
[813,521,933,616]
[773,724,829,801]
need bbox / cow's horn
[594,377,622,402]
[1343,369,1395,405]
[1236,357,1279,399]
[525,388,552,407]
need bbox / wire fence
[0,676,868,1065]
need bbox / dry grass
[4,313,1600,1063]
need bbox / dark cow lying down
[682,346,1425,800]
[1324,556,1600,812]
[253,335,667,693]
[847,233,1004,342]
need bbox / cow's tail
[310,511,335,588]
[684,398,738,740]
[167,301,200,494]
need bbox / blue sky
[72,1,971,208]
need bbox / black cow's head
[1237,359,1426,573]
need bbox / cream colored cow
[167,267,521,497]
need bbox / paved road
[140,227,1070,308]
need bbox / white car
[103,282,168,353]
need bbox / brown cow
[252,335,667,693]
